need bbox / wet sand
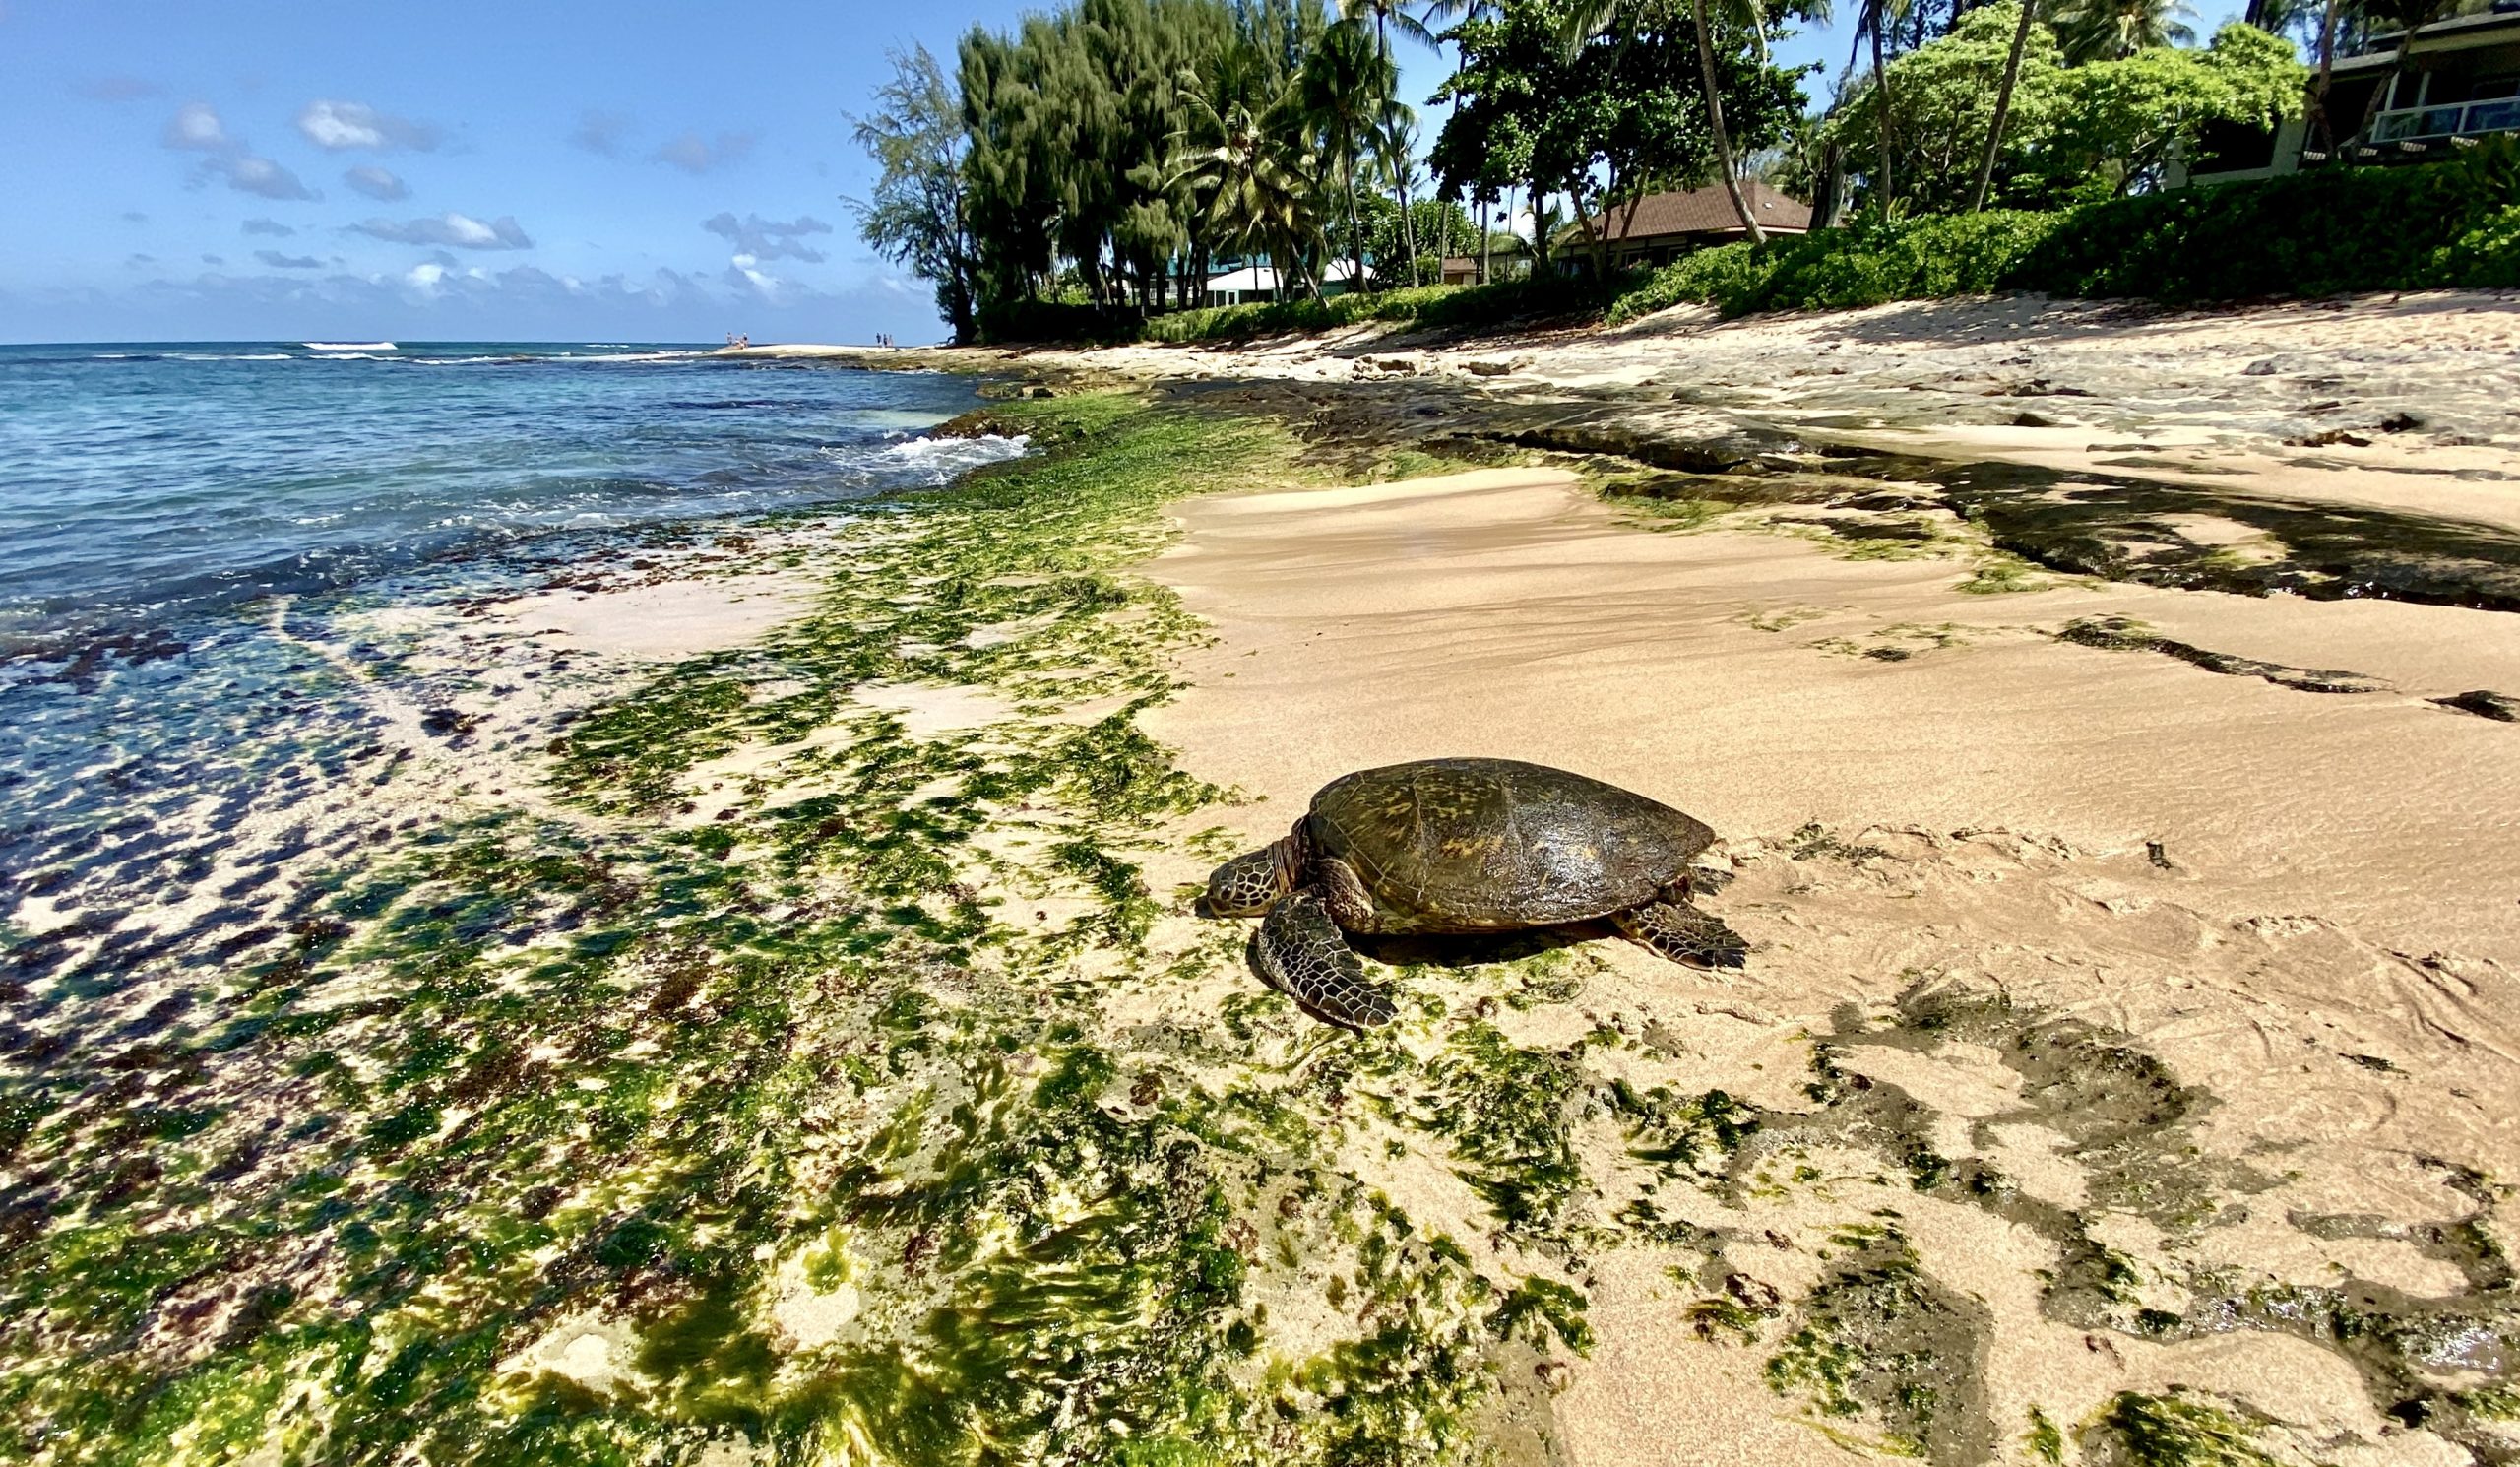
[1136,465,2520,1466]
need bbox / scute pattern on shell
[1305,757,1714,931]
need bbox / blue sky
[0,0,2239,345]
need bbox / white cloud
[725,261,783,301]
[405,261,448,293]
[654,130,755,174]
[295,99,438,152]
[344,165,408,201]
[242,217,295,236]
[162,102,315,200]
[218,154,317,201]
[163,101,229,151]
[353,212,533,249]
[701,212,831,264]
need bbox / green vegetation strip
[1030,142,2520,347]
[0,395,1607,1467]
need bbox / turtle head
[1206,836,1297,917]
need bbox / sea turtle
[1204,757,1745,1028]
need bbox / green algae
[2087,1392,2279,1467]
[1415,1024,1586,1245]
[2026,1406,2065,1464]
[1763,1226,1993,1464]
[0,390,1629,1467]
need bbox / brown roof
[1572,181,1811,242]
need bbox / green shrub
[1606,241,1772,321]
[2012,138,2520,299]
[1141,285,1461,343]
[987,149,2520,345]
[1138,272,1632,343]
[1606,145,2519,322]
[2434,204,2520,288]
[1606,211,2062,320]
[974,297,1146,345]
[1757,211,2062,310]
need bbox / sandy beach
[1134,460,2519,1466]
[1041,291,2519,1463]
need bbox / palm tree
[1854,0,1906,217]
[1969,0,2040,212]
[1562,0,1767,244]
[1342,0,1442,60]
[1373,108,1424,284]
[1341,0,1438,286]
[1297,20,1396,293]
[2305,0,2346,152]
[1175,92,1315,299]
[1417,0,1502,277]
[2051,0,2195,61]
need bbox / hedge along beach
[6,280,2518,1466]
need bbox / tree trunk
[1969,0,2038,212]
[1480,197,1492,283]
[1530,181,1551,275]
[2307,0,2343,154]
[1573,179,1606,278]
[1812,140,1846,228]
[1397,175,1416,285]
[1347,170,1367,293]
[1692,0,1766,244]
[1868,6,1897,217]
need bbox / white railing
[2368,97,2520,143]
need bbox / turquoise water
[0,341,1012,1039]
[0,341,1002,648]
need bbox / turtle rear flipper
[1256,888,1395,1028]
[1614,900,1746,970]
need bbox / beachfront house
[1436,241,1534,286]
[1552,182,1812,272]
[1202,259,1361,305]
[2174,4,2520,186]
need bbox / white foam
[303,341,396,351]
[820,432,1031,485]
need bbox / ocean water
[0,339,1019,1030]
[0,340,1013,650]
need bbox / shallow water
[0,345,1021,1115]
[0,341,1005,649]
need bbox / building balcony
[2367,96,2520,144]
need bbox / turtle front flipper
[1613,900,1747,970]
[1255,888,1396,1029]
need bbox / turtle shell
[1305,757,1714,931]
